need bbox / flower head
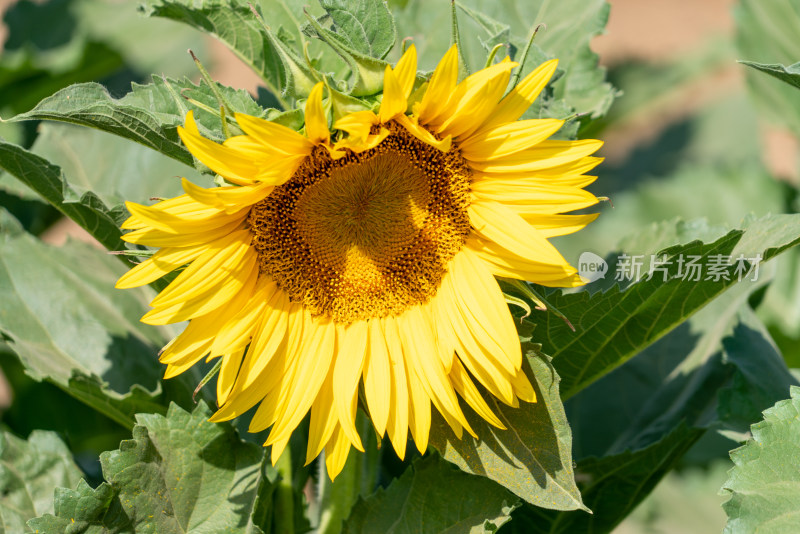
[117,45,603,479]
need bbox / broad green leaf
[29,122,211,209]
[344,455,519,534]
[566,284,796,461]
[6,76,265,169]
[0,140,123,250]
[0,430,83,534]
[28,403,274,534]
[721,386,800,533]
[531,214,800,399]
[735,0,800,135]
[503,424,703,534]
[392,0,615,120]
[0,226,182,428]
[740,60,800,91]
[140,0,302,102]
[316,0,397,60]
[429,350,585,511]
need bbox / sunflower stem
[219,105,232,139]
[449,0,469,77]
[510,23,546,90]
[192,359,221,402]
[317,414,380,534]
[189,49,235,126]
[273,447,295,534]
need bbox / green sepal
[303,8,388,96]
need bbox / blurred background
[1,0,798,532]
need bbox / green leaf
[0,227,181,428]
[344,455,519,534]
[532,214,800,399]
[0,139,123,251]
[567,284,796,461]
[316,0,397,60]
[740,60,800,91]
[721,386,800,533]
[735,0,800,135]
[504,424,703,534]
[0,430,83,533]
[28,403,274,533]
[5,76,265,169]
[429,349,585,511]
[28,122,211,209]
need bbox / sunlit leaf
[28,403,274,533]
[721,386,800,533]
[344,455,519,534]
[430,350,585,511]
[0,430,83,534]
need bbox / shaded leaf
[0,139,123,250]
[28,403,274,534]
[721,386,800,533]
[0,430,83,533]
[429,350,585,511]
[532,214,800,399]
[503,424,703,534]
[344,455,519,534]
[0,227,182,428]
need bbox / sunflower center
[248,122,471,323]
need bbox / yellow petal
[305,82,330,144]
[468,139,603,173]
[178,111,259,185]
[450,249,522,372]
[217,349,246,405]
[266,314,336,447]
[394,44,418,97]
[436,60,517,139]
[324,424,352,480]
[471,182,600,214]
[520,213,599,237]
[124,200,243,235]
[115,245,206,289]
[234,112,315,155]
[459,119,565,161]
[475,58,559,133]
[333,110,379,142]
[121,218,243,248]
[416,45,459,125]
[307,364,339,464]
[467,236,583,287]
[395,114,451,152]
[469,200,569,265]
[383,317,409,459]
[332,321,367,451]
[149,230,252,308]
[209,277,278,357]
[142,253,257,325]
[181,178,273,214]
[364,319,392,437]
[378,65,407,123]
[449,357,505,429]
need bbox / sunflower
[116,45,603,479]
